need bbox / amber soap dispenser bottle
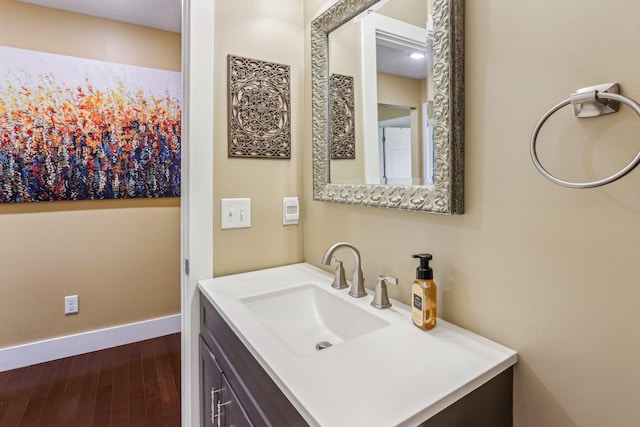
[411,254,437,330]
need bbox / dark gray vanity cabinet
[200,338,253,426]
[200,338,220,426]
[200,294,308,427]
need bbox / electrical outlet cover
[65,295,78,314]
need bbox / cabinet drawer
[201,294,308,427]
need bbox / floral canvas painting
[0,46,181,202]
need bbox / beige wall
[378,72,423,109]
[212,0,304,276]
[378,0,427,28]
[328,19,366,184]
[0,0,181,347]
[304,1,640,426]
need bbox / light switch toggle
[283,197,300,225]
[221,198,251,229]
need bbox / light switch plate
[221,198,251,229]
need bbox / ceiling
[17,1,425,80]
[18,0,181,33]
[376,43,427,80]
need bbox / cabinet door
[219,373,254,427]
[201,295,308,426]
[201,338,223,427]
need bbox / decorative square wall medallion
[227,55,291,159]
[330,73,355,160]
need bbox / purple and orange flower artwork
[0,46,181,202]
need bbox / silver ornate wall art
[330,73,355,159]
[227,55,291,159]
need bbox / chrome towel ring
[530,83,640,189]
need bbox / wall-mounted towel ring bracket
[530,83,640,189]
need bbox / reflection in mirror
[378,103,433,186]
[312,0,464,214]
[329,0,432,187]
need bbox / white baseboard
[0,314,181,372]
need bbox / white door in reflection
[379,119,412,185]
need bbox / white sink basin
[241,284,389,355]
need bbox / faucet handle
[330,257,349,290]
[371,275,397,309]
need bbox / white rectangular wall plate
[282,196,300,225]
[221,198,251,229]
[65,295,78,315]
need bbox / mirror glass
[312,0,464,214]
[328,0,432,186]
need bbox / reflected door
[379,126,412,185]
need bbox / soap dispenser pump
[411,254,437,330]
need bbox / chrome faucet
[321,242,366,298]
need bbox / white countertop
[198,262,517,427]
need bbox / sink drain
[315,341,333,351]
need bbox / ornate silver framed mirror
[311,0,464,214]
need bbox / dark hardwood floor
[0,333,181,427]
